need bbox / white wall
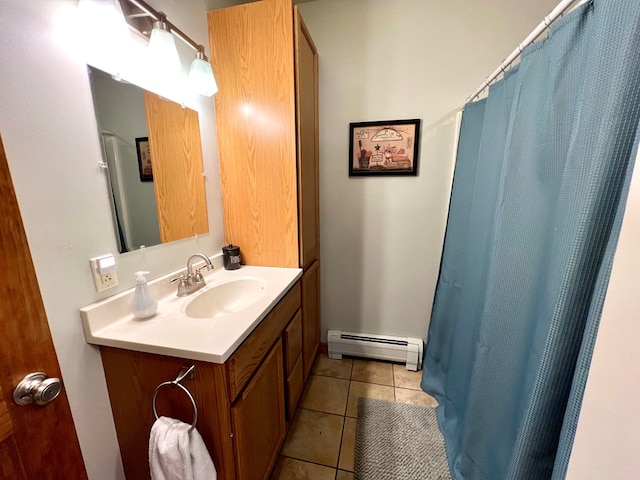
[297,0,558,341]
[0,1,224,478]
[565,151,640,478]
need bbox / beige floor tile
[338,417,356,472]
[346,381,395,417]
[271,456,336,480]
[395,387,438,407]
[336,470,354,480]
[313,354,353,379]
[300,375,349,415]
[392,364,423,390]
[351,359,394,386]
[281,408,344,467]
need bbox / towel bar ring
[151,365,198,433]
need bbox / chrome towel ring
[151,365,198,433]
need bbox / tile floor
[271,354,438,480]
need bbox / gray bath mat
[354,398,451,480]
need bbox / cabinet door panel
[232,339,285,480]
[295,8,320,269]
[301,261,320,380]
[286,354,304,422]
[284,310,303,375]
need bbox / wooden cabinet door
[301,261,320,380]
[208,0,299,269]
[143,92,208,243]
[0,135,87,479]
[231,339,286,480]
[284,310,303,375]
[295,7,320,269]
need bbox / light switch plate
[89,255,118,292]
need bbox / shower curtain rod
[465,0,582,104]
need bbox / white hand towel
[149,416,217,480]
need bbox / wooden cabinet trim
[226,282,301,400]
[286,354,304,422]
[302,261,320,380]
[284,310,303,375]
[294,6,320,270]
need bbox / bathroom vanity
[81,265,305,480]
[80,0,321,476]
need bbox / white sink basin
[184,278,267,319]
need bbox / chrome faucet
[171,253,214,297]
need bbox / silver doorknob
[13,372,62,406]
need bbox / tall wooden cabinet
[208,0,320,382]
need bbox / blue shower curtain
[422,1,640,479]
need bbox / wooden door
[231,339,285,480]
[0,135,87,479]
[143,92,209,243]
[295,7,320,270]
[301,261,320,380]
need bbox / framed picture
[349,119,421,177]
[135,137,153,182]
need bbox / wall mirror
[89,66,209,253]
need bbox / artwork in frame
[135,137,153,182]
[349,119,421,176]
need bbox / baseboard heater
[327,330,423,371]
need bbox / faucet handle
[194,268,205,284]
[171,274,189,297]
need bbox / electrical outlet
[90,255,119,292]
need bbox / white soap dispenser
[132,271,157,319]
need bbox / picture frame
[135,137,153,182]
[349,119,421,177]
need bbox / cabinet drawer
[226,282,301,400]
[284,311,302,375]
[286,354,304,421]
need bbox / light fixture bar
[119,0,217,97]
[124,0,204,54]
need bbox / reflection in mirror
[89,66,208,253]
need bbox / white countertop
[80,265,302,364]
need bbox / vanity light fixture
[147,12,182,83]
[188,47,218,97]
[123,0,218,97]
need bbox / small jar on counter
[222,244,241,270]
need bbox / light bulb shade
[188,57,218,97]
[76,0,132,76]
[147,24,182,82]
